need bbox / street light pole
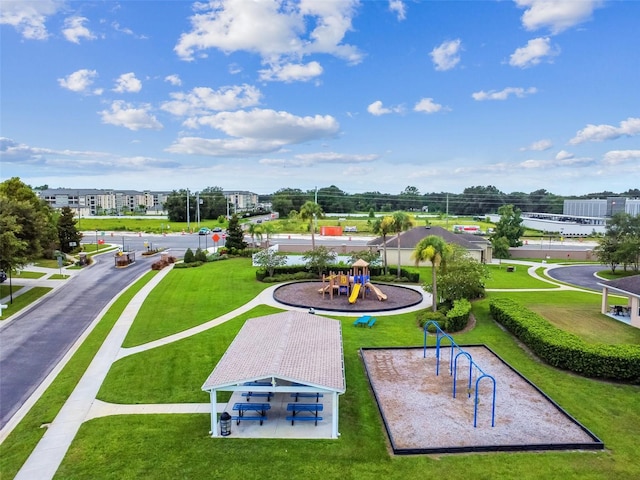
[95,229,99,253]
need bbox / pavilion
[598,275,640,329]
[201,311,346,438]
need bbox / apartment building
[37,188,170,216]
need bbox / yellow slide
[365,282,387,301]
[349,283,361,304]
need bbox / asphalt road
[0,252,153,429]
[546,264,607,291]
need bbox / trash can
[220,412,232,436]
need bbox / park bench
[367,317,377,328]
[241,381,273,402]
[232,402,270,425]
[354,315,371,327]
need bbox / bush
[490,298,640,383]
[195,248,207,262]
[173,261,204,269]
[183,248,195,263]
[445,298,472,332]
[151,260,169,270]
[416,310,446,331]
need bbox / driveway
[0,252,153,429]
[545,264,607,291]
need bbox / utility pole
[314,186,318,233]
[196,191,201,228]
[446,193,449,227]
[186,188,190,232]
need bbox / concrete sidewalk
[14,265,173,480]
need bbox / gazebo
[599,275,640,329]
[201,311,346,438]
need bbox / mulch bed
[273,281,423,312]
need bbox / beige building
[37,188,170,215]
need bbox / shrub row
[150,256,176,270]
[255,265,419,282]
[489,297,640,383]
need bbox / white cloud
[113,72,142,93]
[569,117,640,144]
[521,139,553,151]
[509,37,559,68]
[603,150,640,166]
[58,69,102,95]
[367,100,404,116]
[191,109,339,143]
[99,101,163,131]
[0,0,60,40]
[259,152,377,168]
[515,0,603,34]
[555,150,574,160]
[174,0,362,80]
[164,74,182,86]
[62,16,95,44]
[259,61,323,82]
[368,101,391,116]
[166,137,285,156]
[430,39,462,71]
[414,98,444,114]
[472,87,537,101]
[389,0,406,21]
[161,84,262,117]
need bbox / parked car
[198,227,211,235]
[212,227,223,232]
[0,271,7,283]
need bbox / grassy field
[3,258,638,479]
[0,287,51,320]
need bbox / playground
[362,346,602,454]
[273,259,424,312]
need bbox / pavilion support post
[210,390,218,437]
[631,297,640,328]
[331,392,339,439]
[601,288,609,314]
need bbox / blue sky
[1,0,638,197]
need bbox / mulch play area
[361,346,603,455]
[273,281,423,312]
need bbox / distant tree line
[160,184,639,222]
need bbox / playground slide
[349,283,361,304]
[365,282,387,301]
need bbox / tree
[247,223,263,247]
[491,204,525,247]
[0,177,57,261]
[491,236,511,260]
[412,235,449,311]
[224,214,247,251]
[434,244,489,302]
[299,201,324,250]
[595,213,640,273]
[302,246,337,276]
[373,215,394,275]
[0,200,29,303]
[183,248,195,263]
[57,206,82,254]
[261,222,278,248]
[391,211,413,279]
[254,248,288,277]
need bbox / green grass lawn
[13,271,47,279]
[486,264,558,289]
[3,258,639,479]
[0,287,51,320]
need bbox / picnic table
[241,381,273,402]
[353,315,376,328]
[291,392,324,403]
[286,403,324,425]
[232,402,271,425]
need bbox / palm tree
[261,222,278,248]
[299,201,323,250]
[247,223,262,247]
[373,215,394,275]
[391,211,413,279]
[412,235,448,312]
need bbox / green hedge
[416,298,471,332]
[489,297,640,383]
[255,265,419,282]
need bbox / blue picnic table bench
[241,381,273,402]
[232,402,271,425]
[353,315,376,328]
[290,392,324,402]
[286,403,324,425]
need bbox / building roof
[368,226,487,251]
[599,275,640,297]
[201,311,345,392]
